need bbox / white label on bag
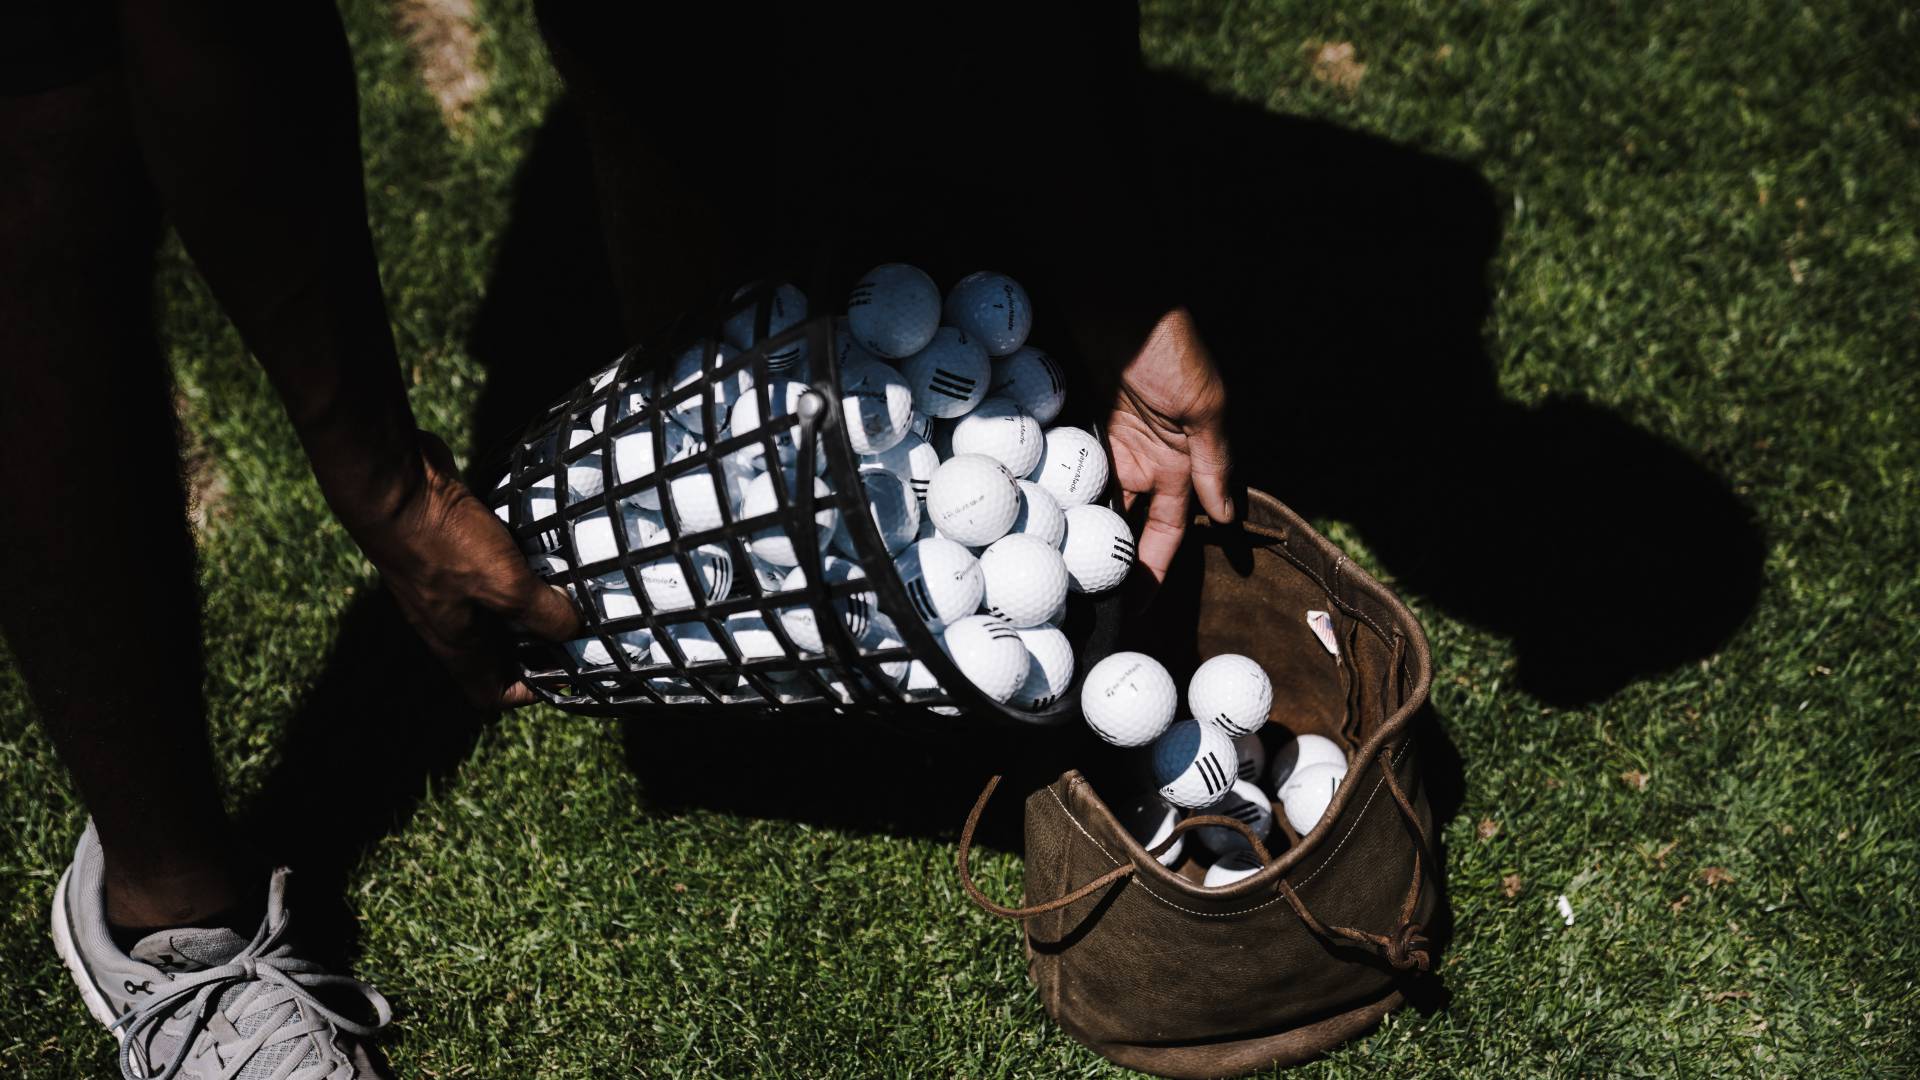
[1306,610,1340,657]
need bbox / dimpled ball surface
[847,263,941,359]
[635,544,732,612]
[838,359,914,455]
[1060,504,1135,594]
[1190,778,1276,857]
[726,378,811,469]
[948,396,1045,478]
[898,327,990,418]
[1079,651,1177,746]
[1151,719,1237,810]
[1190,653,1275,738]
[943,271,1032,356]
[860,432,939,507]
[978,534,1068,627]
[1032,425,1109,506]
[739,468,836,566]
[722,282,809,372]
[926,454,1020,547]
[940,614,1029,703]
[894,536,984,629]
[777,558,874,654]
[1270,733,1349,788]
[1008,480,1066,548]
[1009,625,1076,712]
[988,346,1065,425]
[1278,760,1347,836]
[651,621,727,666]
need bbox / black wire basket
[484,284,1121,723]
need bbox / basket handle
[955,749,1434,972]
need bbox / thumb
[508,580,584,642]
[1186,418,1234,524]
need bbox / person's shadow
[241,71,1759,971]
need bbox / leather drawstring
[955,742,1434,972]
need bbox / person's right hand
[348,432,582,708]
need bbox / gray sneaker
[51,823,394,1079]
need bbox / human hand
[1105,307,1234,585]
[347,432,582,708]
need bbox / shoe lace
[110,906,391,1080]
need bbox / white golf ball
[1277,760,1347,836]
[832,468,920,558]
[978,534,1069,627]
[650,621,728,666]
[1115,794,1184,869]
[988,346,1065,425]
[745,553,791,595]
[777,557,874,653]
[1009,624,1076,712]
[1233,733,1268,783]
[1190,654,1274,738]
[940,614,1029,703]
[855,613,911,685]
[724,610,786,661]
[664,343,743,439]
[566,628,651,670]
[1060,504,1135,594]
[898,326,989,418]
[571,503,659,565]
[947,396,1044,478]
[847,263,941,359]
[722,282,809,372]
[1080,651,1177,747]
[926,453,1020,547]
[860,432,939,508]
[634,545,733,612]
[562,427,606,501]
[593,572,643,621]
[1270,733,1348,785]
[1009,480,1066,548]
[1190,778,1275,857]
[894,536,984,630]
[1033,425,1109,506]
[662,465,739,536]
[1203,849,1264,888]
[943,270,1032,356]
[838,359,914,455]
[1150,719,1237,810]
[738,466,837,566]
[725,377,812,470]
[613,421,698,504]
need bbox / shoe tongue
[128,925,249,972]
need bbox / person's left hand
[1105,307,1234,585]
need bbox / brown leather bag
[958,488,1439,1078]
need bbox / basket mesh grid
[485,284,1115,721]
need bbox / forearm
[115,0,422,533]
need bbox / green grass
[4,0,1918,1075]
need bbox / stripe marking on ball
[1195,752,1230,797]
[1212,712,1255,737]
[1110,537,1136,565]
[928,369,977,401]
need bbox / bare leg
[0,73,250,932]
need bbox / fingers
[1131,472,1195,585]
[1185,417,1235,524]
[499,680,540,709]
[514,581,584,641]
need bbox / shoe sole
[50,867,124,1037]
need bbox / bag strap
[956,744,1434,972]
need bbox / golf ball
[988,346,1066,425]
[839,359,914,455]
[1033,425,1109,506]
[1079,651,1177,747]
[894,536,984,630]
[940,614,1029,703]
[1060,504,1135,594]
[860,432,939,508]
[725,377,813,470]
[898,326,990,418]
[738,466,837,566]
[1116,793,1185,868]
[633,544,733,612]
[943,271,1032,356]
[613,421,699,505]
[847,263,941,359]
[1203,849,1264,888]
[721,282,809,372]
[1008,480,1066,548]
[978,534,1069,627]
[1150,719,1237,810]
[1009,624,1076,712]
[651,620,728,666]
[1190,653,1274,738]
[947,396,1044,478]
[1233,733,1268,783]
[777,557,875,654]
[832,468,920,557]
[926,453,1020,547]
[1270,733,1348,785]
[1190,778,1275,857]
[1272,734,1350,836]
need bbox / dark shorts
[2,2,118,96]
